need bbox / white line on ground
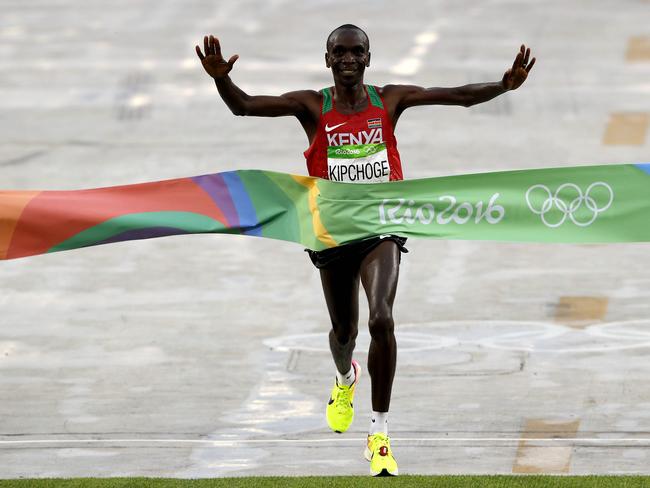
[3,438,650,446]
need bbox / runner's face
[326,30,370,87]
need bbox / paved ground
[1,0,650,478]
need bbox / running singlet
[304,85,403,183]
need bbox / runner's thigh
[360,241,400,312]
[319,261,361,329]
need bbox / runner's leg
[320,260,360,375]
[360,241,400,412]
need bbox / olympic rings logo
[525,182,614,228]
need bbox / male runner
[196,25,534,476]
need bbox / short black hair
[326,24,369,51]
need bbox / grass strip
[1,476,650,488]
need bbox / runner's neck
[332,82,368,113]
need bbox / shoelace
[334,384,353,412]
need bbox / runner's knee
[368,309,394,342]
[330,324,358,346]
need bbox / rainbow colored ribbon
[1,163,649,260]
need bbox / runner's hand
[502,44,536,91]
[195,35,239,79]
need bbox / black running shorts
[306,235,408,269]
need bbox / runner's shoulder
[378,84,421,99]
[281,89,322,114]
[281,89,321,103]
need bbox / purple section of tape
[634,163,650,175]
[192,174,239,227]
[94,227,189,246]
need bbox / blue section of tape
[634,163,650,175]
[222,171,263,237]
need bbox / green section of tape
[315,164,650,248]
[262,171,319,249]
[237,170,301,244]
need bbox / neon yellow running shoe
[326,359,361,433]
[364,432,398,476]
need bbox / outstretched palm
[502,44,536,91]
[195,35,239,79]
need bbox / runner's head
[325,24,370,87]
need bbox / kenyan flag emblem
[367,118,382,128]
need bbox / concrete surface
[1,0,650,478]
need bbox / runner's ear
[325,52,331,68]
[366,51,371,67]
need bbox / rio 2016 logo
[378,194,505,225]
[525,182,614,228]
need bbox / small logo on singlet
[325,122,348,132]
[367,118,382,129]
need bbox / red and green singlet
[304,85,404,183]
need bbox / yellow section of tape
[290,175,337,248]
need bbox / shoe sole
[374,468,397,477]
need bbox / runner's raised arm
[196,35,319,119]
[382,44,536,123]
